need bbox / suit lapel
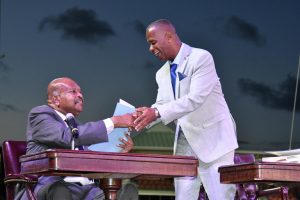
[161,63,175,100]
[159,44,192,100]
[175,44,191,99]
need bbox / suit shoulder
[28,105,61,126]
[191,47,212,58]
[189,47,214,65]
[29,105,54,115]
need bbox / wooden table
[219,162,300,200]
[20,149,198,200]
[219,162,300,183]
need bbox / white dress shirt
[54,110,114,185]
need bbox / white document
[265,148,300,156]
[88,99,135,152]
[64,176,93,185]
[262,154,300,163]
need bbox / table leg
[281,186,289,200]
[99,178,122,200]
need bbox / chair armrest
[4,174,38,200]
[4,174,38,184]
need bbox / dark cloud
[38,6,115,44]
[224,16,266,46]
[0,58,10,80]
[0,102,20,112]
[0,60,9,72]
[238,74,299,112]
[134,20,146,37]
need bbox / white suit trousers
[174,130,236,200]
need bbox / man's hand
[117,133,134,153]
[111,113,135,128]
[134,107,157,131]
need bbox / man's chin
[157,56,167,61]
[154,53,165,61]
[74,108,83,116]
[73,111,82,117]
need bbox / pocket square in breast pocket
[178,72,187,81]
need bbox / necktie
[77,144,84,150]
[170,63,177,96]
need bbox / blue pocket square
[178,72,187,81]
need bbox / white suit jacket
[152,43,238,163]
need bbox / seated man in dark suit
[16,77,138,200]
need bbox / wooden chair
[2,140,37,200]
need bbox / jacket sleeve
[27,109,108,149]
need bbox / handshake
[111,107,158,132]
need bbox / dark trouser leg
[37,181,72,200]
[117,183,139,200]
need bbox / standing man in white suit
[134,19,238,200]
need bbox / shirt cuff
[103,118,114,134]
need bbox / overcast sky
[0,0,299,151]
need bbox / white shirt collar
[169,42,185,66]
[54,110,67,125]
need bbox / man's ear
[165,31,173,40]
[52,96,60,107]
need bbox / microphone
[65,113,79,138]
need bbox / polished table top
[219,162,300,184]
[20,149,198,179]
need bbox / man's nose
[77,92,83,99]
[149,45,154,53]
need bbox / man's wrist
[104,118,114,134]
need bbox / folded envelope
[88,99,135,152]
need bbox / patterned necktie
[170,63,177,96]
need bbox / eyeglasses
[60,89,83,96]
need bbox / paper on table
[262,154,300,163]
[265,149,300,156]
[88,99,135,152]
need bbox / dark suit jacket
[17,105,109,199]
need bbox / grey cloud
[224,16,266,46]
[0,60,9,72]
[0,60,10,81]
[0,102,20,112]
[238,74,298,111]
[134,20,146,37]
[38,7,115,44]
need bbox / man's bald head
[146,19,181,61]
[47,77,73,101]
[146,19,177,35]
[47,77,83,116]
